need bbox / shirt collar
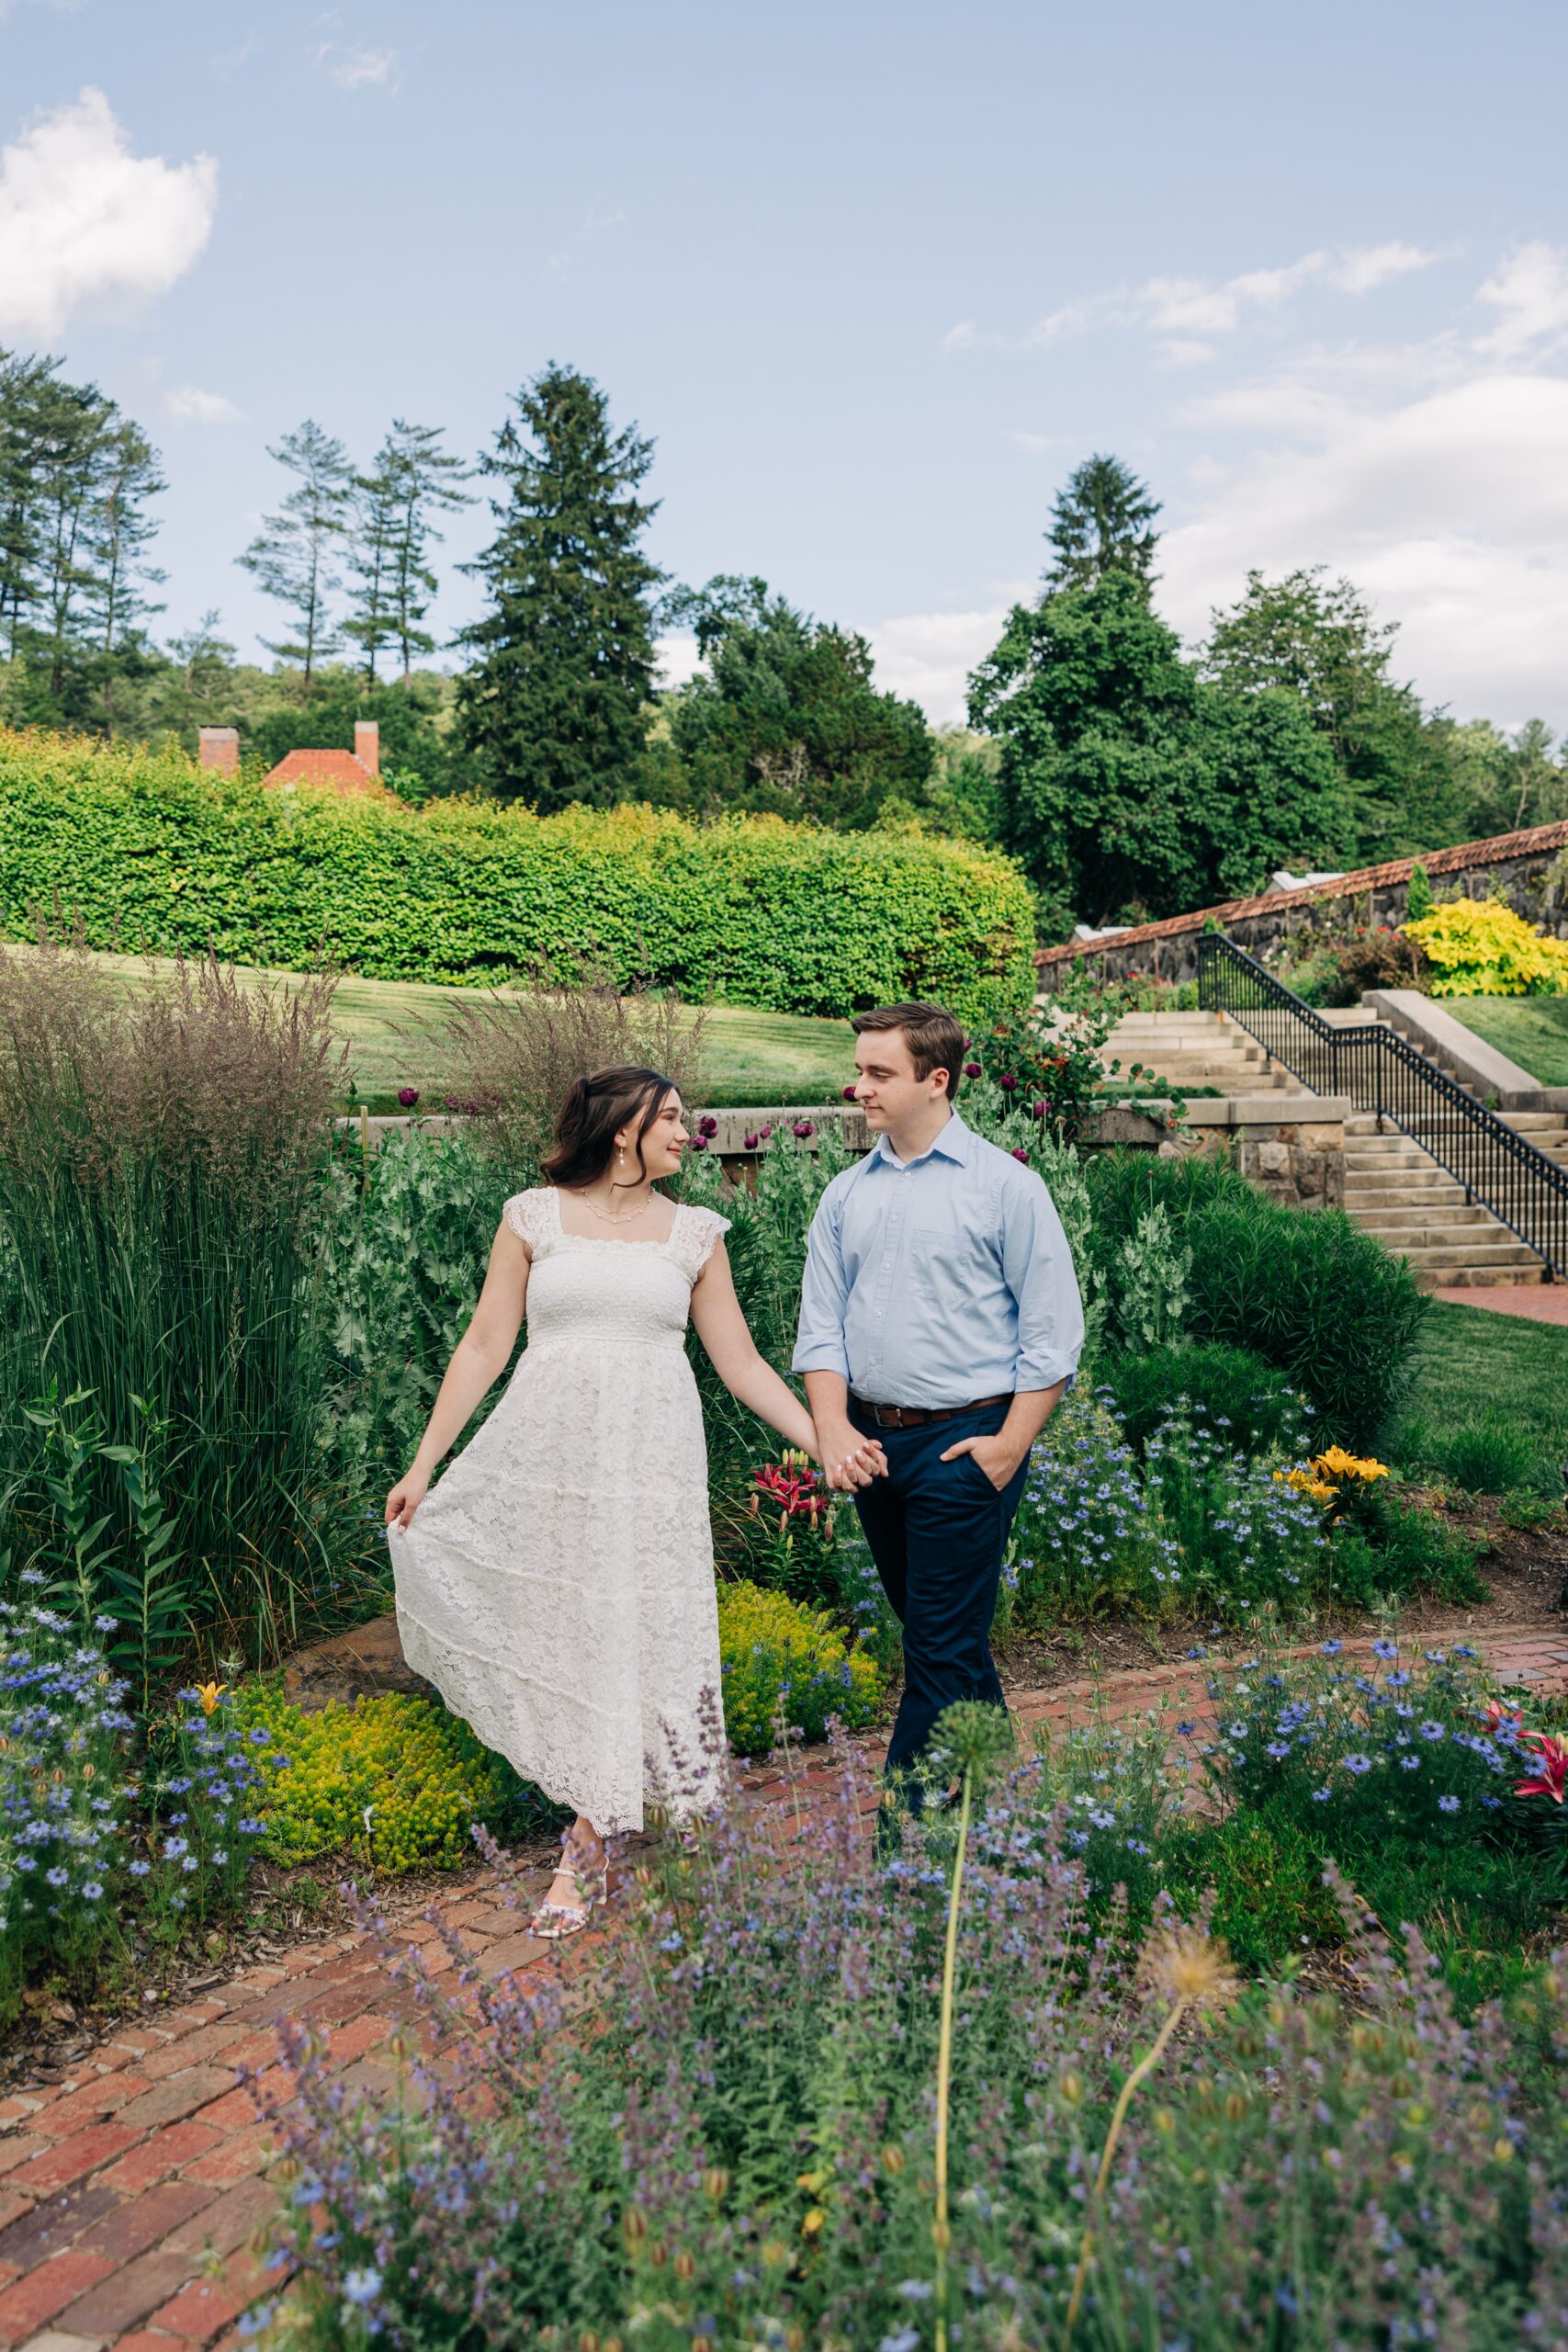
[872,1108,972,1171]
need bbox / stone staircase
[1099,1007,1564,1288]
[1099,1010,1292,1093]
[1341,1113,1547,1287]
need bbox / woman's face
[619,1091,688,1181]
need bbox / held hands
[938,1431,1021,1493]
[817,1423,890,1493]
[384,1468,430,1531]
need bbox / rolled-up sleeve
[791,1186,852,1382]
[1003,1174,1086,1390]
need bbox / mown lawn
[1404,1297,1568,1456]
[1446,992,1568,1087]
[55,950,858,1110]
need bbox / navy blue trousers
[849,1398,1030,1792]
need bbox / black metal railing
[1197,933,1566,1277]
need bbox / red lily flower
[1514,1731,1568,1804]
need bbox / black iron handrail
[1196,933,1566,1277]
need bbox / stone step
[1354,1204,1502,1231]
[1345,1186,1479,1211]
[1395,1238,1544,1269]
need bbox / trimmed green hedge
[0,732,1036,1020]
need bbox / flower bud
[882,2144,905,2174]
[703,2165,729,2201]
[673,2249,695,2281]
[622,2205,648,2246]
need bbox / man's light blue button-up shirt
[791,1110,1085,1408]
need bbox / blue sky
[6,0,1568,728]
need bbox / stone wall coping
[1362,989,1568,1111]
[1035,814,1568,969]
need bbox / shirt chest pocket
[908,1220,997,1305]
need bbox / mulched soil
[993,1498,1568,1696]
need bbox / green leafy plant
[1104,1341,1303,1457]
[1110,1200,1191,1351]
[231,1680,555,1871]
[715,1579,882,1755]
[0,730,1037,1023]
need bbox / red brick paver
[1431,1284,1568,1324]
[2,1622,1565,2351]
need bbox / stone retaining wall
[1035,819,1568,988]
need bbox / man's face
[852,1028,950,1130]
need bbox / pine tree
[1043,454,1161,596]
[345,421,468,682]
[84,419,166,724]
[237,420,353,692]
[456,366,663,807]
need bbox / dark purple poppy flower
[963,1061,982,1080]
[742,1132,760,1151]
[841,1085,858,1102]
[760,1123,774,1139]
[998,1073,1018,1092]
[793,1119,815,1139]
[397,1087,420,1109]
[689,1135,708,1152]
[697,1114,719,1137]
[1010,1145,1029,1162]
[1030,1099,1047,1119]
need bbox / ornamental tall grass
[0,931,360,1665]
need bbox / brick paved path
[5,1622,1568,2352]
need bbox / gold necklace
[573,1186,655,1227]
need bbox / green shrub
[1327,1483,1487,1608]
[716,1579,882,1755]
[232,1679,554,1871]
[1165,1808,1343,1973]
[0,729,1036,1022]
[1086,1149,1427,1444]
[1393,1407,1555,1498]
[1104,1341,1303,1456]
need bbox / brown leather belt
[851,1392,1012,1431]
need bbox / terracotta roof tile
[261,750,386,797]
[1035,816,1568,967]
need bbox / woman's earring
[617,1146,626,1171]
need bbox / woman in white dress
[384,1066,876,1936]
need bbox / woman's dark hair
[541,1065,677,1191]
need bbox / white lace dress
[388,1186,731,1834]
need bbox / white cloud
[960,241,1445,356]
[312,41,398,89]
[165,384,243,424]
[547,204,627,273]
[0,87,217,342]
[864,609,1009,726]
[1474,240,1568,358]
[653,631,703,692]
[1160,358,1568,727]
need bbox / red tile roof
[1035,816,1568,967]
[262,749,387,797]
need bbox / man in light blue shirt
[793,1001,1084,1805]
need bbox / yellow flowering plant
[716,1580,882,1757]
[231,1684,551,1874]
[1401,897,1568,997]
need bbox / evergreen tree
[1043,454,1161,595]
[970,572,1353,925]
[660,575,932,827]
[237,420,354,693]
[456,366,662,807]
[344,420,468,683]
[0,351,165,727]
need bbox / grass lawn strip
[1444,990,1568,1088]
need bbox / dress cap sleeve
[676,1204,731,1280]
[503,1188,554,1253]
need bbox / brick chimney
[198,727,240,776]
[355,720,380,777]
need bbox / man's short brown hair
[851,1001,967,1100]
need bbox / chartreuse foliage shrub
[1403,894,1568,996]
[0,729,1036,1022]
[266,1686,1568,2352]
[231,1680,555,1871]
[716,1579,882,1755]
[1085,1149,1427,1445]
